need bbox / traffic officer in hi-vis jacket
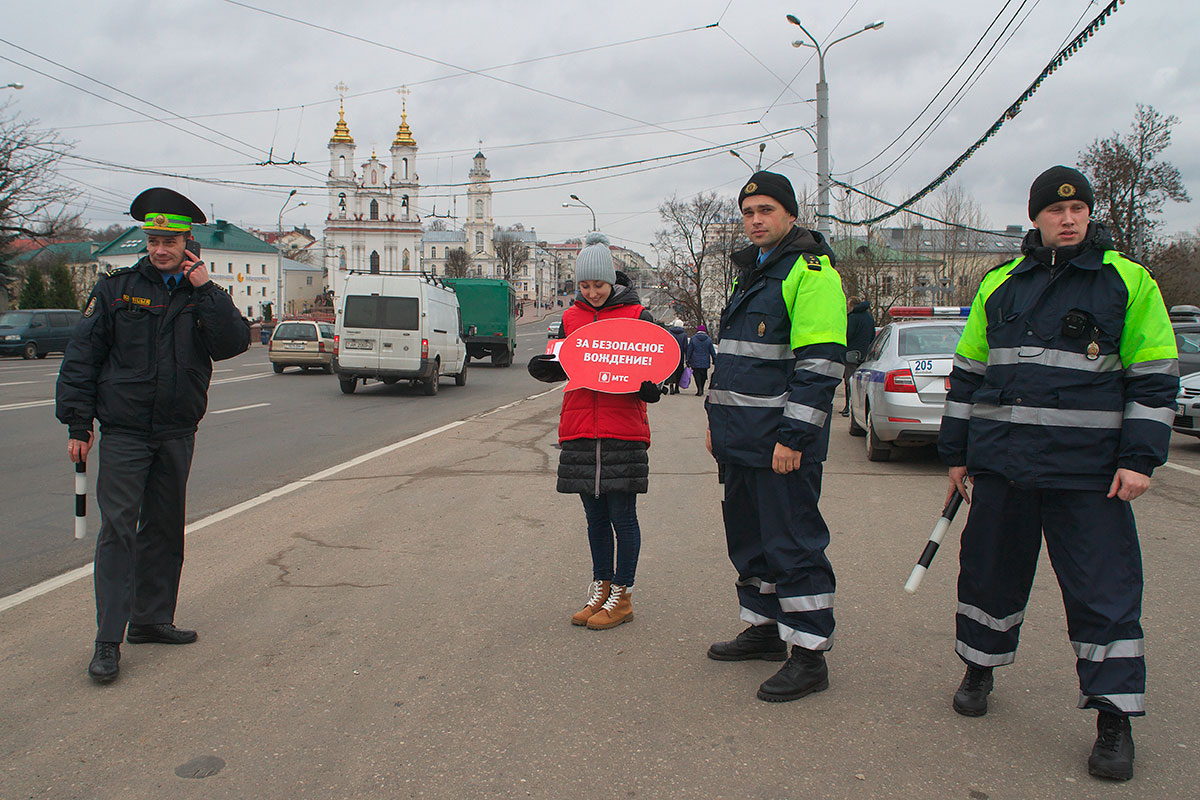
[939,166,1178,781]
[704,171,847,703]
[56,187,250,684]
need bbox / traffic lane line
[0,372,272,412]
[210,402,270,415]
[0,381,38,387]
[1163,461,1200,477]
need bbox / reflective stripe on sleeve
[955,640,1016,667]
[784,401,827,427]
[944,401,973,420]
[779,592,834,613]
[1123,402,1176,425]
[1072,638,1145,662]
[954,354,987,375]
[795,357,844,379]
[988,346,1122,373]
[708,389,788,408]
[778,622,832,651]
[1125,358,1178,377]
[957,602,1025,632]
[1077,692,1145,714]
[718,339,794,360]
[971,404,1123,429]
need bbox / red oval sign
[557,318,680,393]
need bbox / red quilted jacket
[558,284,651,445]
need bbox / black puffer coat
[557,438,648,496]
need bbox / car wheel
[323,364,334,375]
[22,342,38,360]
[865,407,892,462]
[273,363,285,374]
[339,377,357,394]
[454,367,467,387]
[423,360,440,396]
[848,401,866,437]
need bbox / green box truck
[443,278,517,367]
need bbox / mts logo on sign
[598,371,629,384]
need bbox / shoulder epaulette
[1111,250,1154,278]
[102,266,137,279]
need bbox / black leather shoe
[127,623,198,645]
[707,623,787,662]
[88,641,120,683]
[839,408,850,417]
[757,646,829,702]
[1088,711,1134,781]
[952,665,994,717]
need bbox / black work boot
[88,641,120,683]
[707,623,787,662]
[757,646,829,702]
[127,622,198,645]
[952,665,994,716]
[1088,711,1134,781]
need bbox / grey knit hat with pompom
[574,232,616,285]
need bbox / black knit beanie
[1028,166,1094,220]
[738,171,798,218]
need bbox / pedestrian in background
[527,232,662,630]
[705,171,846,702]
[686,323,717,396]
[939,166,1178,781]
[841,296,875,415]
[56,188,250,684]
[664,319,689,394]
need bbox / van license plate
[345,339,373,350]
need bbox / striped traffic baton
[75,460,87,539]
[903,491,964,594]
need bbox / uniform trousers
[956,473,1146,716]
[94,433,194,643]
[722,461,835,650]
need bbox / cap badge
[757,321,766,337]
[744,182,757,194]
[153,214,167,227]
[1058,183,1076,198]
[1086,340,1100,360]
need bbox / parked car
[548,317,564,339]
[0,309,82,359]
[1173,323,1200,376]
[333,272,467,395]
[269,320,335,374]
[1173,370,1200,439]
[1168,304,1200,323]
[848,309,967,462]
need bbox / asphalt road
[0,323,556,597]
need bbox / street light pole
[788,15,884,235]
[2,82,24,90]
[563,193,597,231]
[276,190,306,320]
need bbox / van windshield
[0,312,33,327]
[344,296,418,330]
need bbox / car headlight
[3,334,20,341]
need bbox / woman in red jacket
[528,232,661,629]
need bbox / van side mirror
[467,324,477,336]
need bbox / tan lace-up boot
[586,584,633,629]
[571,580,611,626]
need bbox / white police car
[1173,370,1200,439]
[847,307,968,462]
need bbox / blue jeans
[579,492,641,587]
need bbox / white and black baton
[903,491,964,594]
[74,461,87,539]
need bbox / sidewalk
[0,388,1194,798]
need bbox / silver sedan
[848,317,966,461]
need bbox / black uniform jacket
[56,258,250,440]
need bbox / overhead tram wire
[821,0,1128,228]
[837,1,1016,176]
[220,0,728,148]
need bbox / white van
[334,272,468,395]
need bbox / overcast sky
[3,0,1196,260]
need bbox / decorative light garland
[824,0,1126,227]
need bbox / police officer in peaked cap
[56,187,250,683]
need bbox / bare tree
[1154,231,1200,308]
[934,183,993,305]
[444,247,471,278]
[831,179,919,315]
[1078,104,1191,258]
[0,104,77,246]
[654,192,739,325]
[493,229,529,281]
[425,219,447,231]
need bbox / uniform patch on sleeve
[803,253,823,270]
[84,297,97,317]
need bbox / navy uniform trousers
[956,473,1146,716]
[723,461,835,651]
[94,432,195,643]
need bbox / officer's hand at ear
[182,249,210,287]
[1108,468,1150,502]
[772,443,803,474]
[947,465,971,505]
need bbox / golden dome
[330,100,354,145]
[392,107,416,148]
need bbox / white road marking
[213,368,234,373]
[0,399,53,412]
[0,381,37,387]
[1163,461,1200,477]
[211,372,273,385]
[0,388,560,614]
[210,402,270,415]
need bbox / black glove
[638,380,662,403]
[527,354,567,383]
